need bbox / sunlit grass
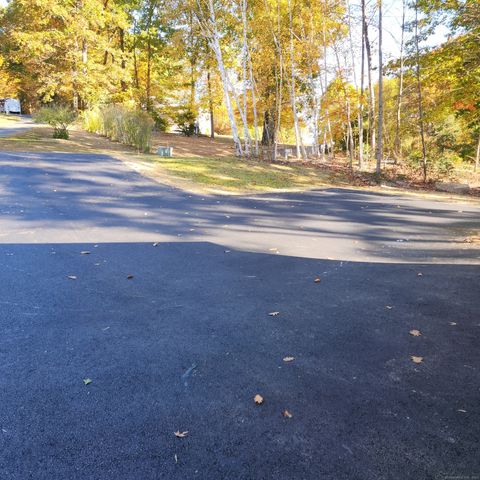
[141,155,348,192]
[0,115,20,126]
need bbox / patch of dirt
[151,132,235,158]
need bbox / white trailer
[0,98,22,114]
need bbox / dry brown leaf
[314,277,321,283]
[283,356,295,362]
[283,410,293,418]
[268,311,280,316]
[254,394,264,405]
[80,251,91,255]
[411,356,423,364]
[67,275,77,280]
[127,274,134,279]
[385,305,393,310]
[174,430,188,438]
[409,329,422,337]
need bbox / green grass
[142,155,349,192]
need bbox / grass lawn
[137,155,350,192]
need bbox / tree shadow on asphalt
[0,151,479,264]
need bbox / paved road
[1,151,479,480]
[0,115,34,137]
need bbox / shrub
[150,110,169,132]
[82,109,102,133]
[34,106,77,139]
[175,110,196,137]
[83,105,154,152]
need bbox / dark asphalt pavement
[0,151,479,480]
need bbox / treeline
[0,0,478,178]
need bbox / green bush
[34,106,77,139]
[83,105,154,152]
[433,150,461,178]
[175,110,196,137]
[150,110,169,132]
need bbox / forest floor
[0,121,478,198]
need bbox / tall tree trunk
[363,0,375,159]
[146,38,151,110]
[273,0,284,161]
[334,47,354,169]
[207,70,215,138]
[359,0,366,168]
[288,0,306,159]
[414,0,428,182]
[394,0,406,161]
[376,0,383,175]
[322,1,333,159]
[204,0,243,156]
[241,0,251,156]
[475,133,480,172]
[119,28,127,92]
[248,49,259,156]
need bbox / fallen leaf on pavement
[411,356,423,364]
[83,378,92,385]
[254,394,264,405]
[409,329,422,337]
[127,274,134,279]
[269,311,280,316]
[174,454,178,463]
[174,431,188,438]
[417,272,423,276]
[153,242,159,247]
[283,410,293,418]
[449,322,457,326]
[283,356,295,362]
[67,275,77,280]
[385,305,393,310]
[80,251,91,255]
[314,277,321,283]
[457,409,467,413]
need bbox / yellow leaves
[254,394,264,405]
[411,356,423,364]
[174,430,188,438]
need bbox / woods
[0,0,478,181]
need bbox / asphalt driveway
[0,151,479,479]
